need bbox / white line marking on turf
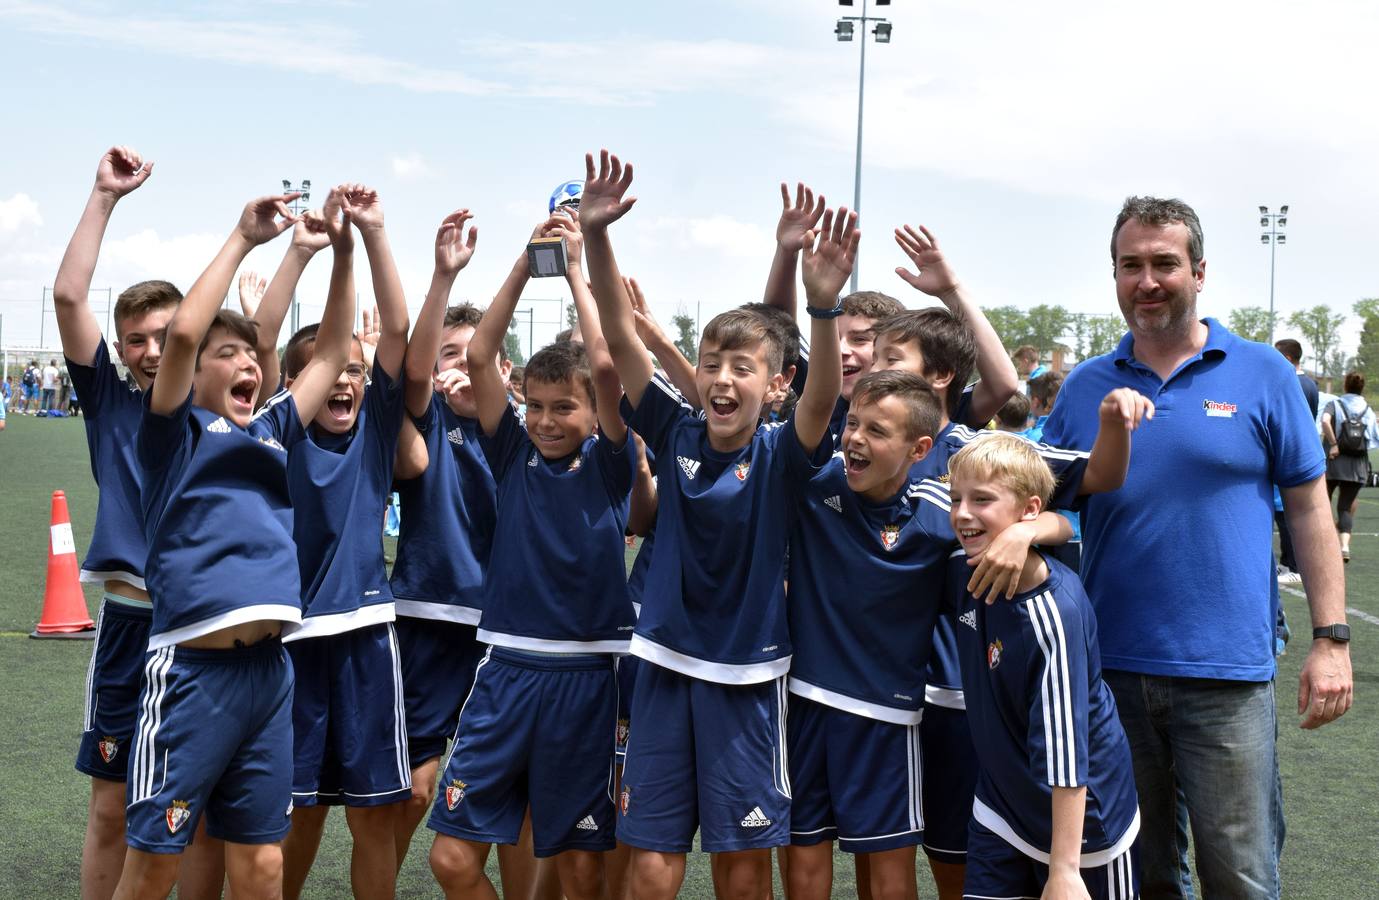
[1279,585,1379,627]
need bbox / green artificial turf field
[0,411,1375,897]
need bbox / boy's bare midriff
[180,620,282,650]
[105,580,150,603]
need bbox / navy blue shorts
[396,616,484,769]
[921,702,977,864]
[615,654,639,760]
[286,623,410,808]
[428,647,618,857]
[787,695,923,854]
[964,819,1139,900]
[616,662,790,854]
[125,638,294,853]
[76,597,152,781]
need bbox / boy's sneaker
[1276,565,1302,584]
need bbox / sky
[1,0,1376,366]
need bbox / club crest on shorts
[619,784,631,815]
[445,780,468,811]
[987,639,1004,670]
[97,736,118,764]
[166,801,191,834]
[735,460,751,481]
[616,718,630,747]
[880,524,900,551]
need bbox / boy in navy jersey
[243,185,414,899]
[947,431,1147,900]
[580,149,850,900]
[50,145,229,900]
[114,189,356,900]
[428,212,636,900]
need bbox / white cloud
[101,229,229,292]
[0,193,42,234]
[391,153,434,181]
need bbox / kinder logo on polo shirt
[1202,399,1238,418]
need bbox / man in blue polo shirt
[1041,196,1352,898]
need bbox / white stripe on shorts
[132,647,174,803]
[82,599,109,732]
[386,623,411,790]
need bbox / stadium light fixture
[833,0,893,292]
[836,20,855,40]
[1258,204,1290,343]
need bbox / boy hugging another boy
[579,148,852,900]
[115,190,356,900]
[427,211,636,900]
[947,425,1148,900]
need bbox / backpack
[1335,399,1369,457]
[22,367,35,387]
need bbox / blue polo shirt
[1041,319,1325,681]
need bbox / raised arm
[1078,388,1155,495]
[626,432,657,536]
[53,146,154,364]
[468,223,541,435]
[794,207,857,450]
[762,182,826,318]
[625,276,698,404]
[251,212,331,405]
[343,184,409,380]
[404,209,477,417]
[150,194,297,416]
[555,213,626,445]
[286,187,356,423]
[580,150,652,407]
[894,224,1019,425]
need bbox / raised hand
[579,150,637,230]
[94,145,153,198]
[340,183,384,232]
[777,182,826,252]
[547,209,584,266]
[801,206,860,307]
[625,276,665,346]
[894,224,960,298]
[235,193,299,247]
[359,304,382,370]
[323,187,353,251]
[237,271,267,318]
[1098,388,1155,431]
[290,210,332,256]
[435,209,477,277]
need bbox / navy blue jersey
[913,424,1090,708]
[138,390,306,649]
[286,360,405,640]
[389,395,498,624]
[476,404,637,652]
[66,341,148,589]
[948,551,1139,865]
[622,375,831,683]
[786,452,955,724]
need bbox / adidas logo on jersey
[678,455,701,480]
[959,609,977,630]
[447,426,465,446]
[575,815,598,831]
[207,417,231,433]
[528,452,539,467]
[824,495,843,513]
[740,807,771,828]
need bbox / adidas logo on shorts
[447,427,465,446]
[678,455,701,480]
[824,495,843,513]
[575,815,598,831]
[959,609,977,630]
[740,806,771,828]
[207,417,231,433]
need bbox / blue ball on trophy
[549,180,584,215]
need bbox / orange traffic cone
[31,490,95,639]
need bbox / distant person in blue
[948,432,1147,900]
[1041,196,1352,898]
[1321,370,1379,564]
[1272,338,1320,582]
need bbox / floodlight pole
[837,0,891,294]
[1259,205,1288,344]
[283,180,311,333]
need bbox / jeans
[1103,671,1281,900]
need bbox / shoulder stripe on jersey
[650,372,695,413]
[1027,591,1079,787]
[949,548,967,560]
[910,485,952,511]
[250,387,293,423]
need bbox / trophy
[527,180,584,278]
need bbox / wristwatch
[1312,624,1351,643]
